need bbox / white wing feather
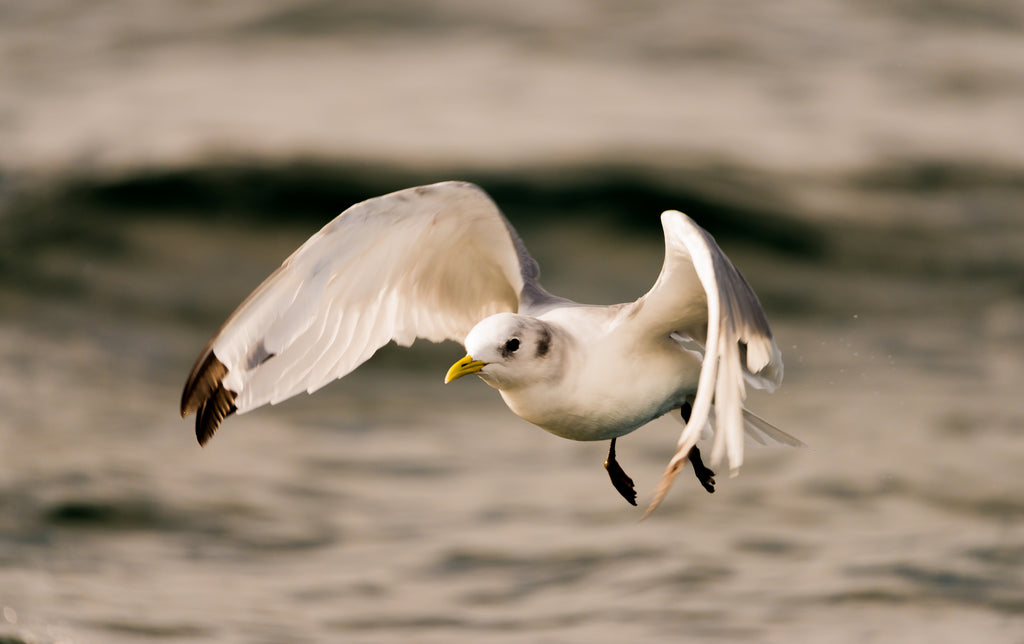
[201,181,539,414]
[638,210,784,516]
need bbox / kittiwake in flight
[180,181,803,516]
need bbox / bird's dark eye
[504,338,520,354]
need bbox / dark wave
[39,160,825,257]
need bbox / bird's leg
[680,402,716,494]
[604,437,637,506]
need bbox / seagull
[180,181,803,516]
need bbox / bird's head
[445,313,559,390]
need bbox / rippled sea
[2,2,1024,642]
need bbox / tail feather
[643,406,802,519]
[741,409,806,448]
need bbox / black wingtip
[181,351,237,445]
[196,384,237,446]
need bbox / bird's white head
[445,313,561,390]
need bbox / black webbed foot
[604,437,637,506]
[688,446,716,493]
[681,402,716,494]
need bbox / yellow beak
[445,355,487,383]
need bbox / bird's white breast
[499,307,702,441]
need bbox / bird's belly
[497,333,701,442]
[500,387,684,442]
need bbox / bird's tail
[737,408,805,448]
[669,404,805,448]
[642,406,804,519]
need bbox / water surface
[2,1,1023,642]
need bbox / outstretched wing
[632,210,784,516]
[180,181,549,445]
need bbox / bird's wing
[180,181,550,444]
[631,211,783,516]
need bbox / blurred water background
[2,1,1024,642]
